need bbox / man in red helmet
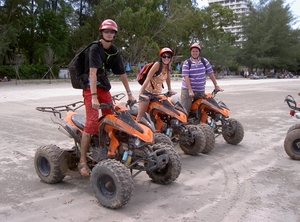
[136,47,177,121]
[180,43,223,114]
[78,19,136,176]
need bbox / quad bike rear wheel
[287,124,300,135]
[198,123,215,154]
[146,143,181,185]
[179,125,206,155]
[34,144,66,184]
[222,118,244,145]
[90,159,134,209]
[284,129,300,160]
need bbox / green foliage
[238,0,300,71]
[1,0,299,79]
[0,65,15,79]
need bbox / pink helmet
[190,43,201,51]
[99,19,118,32]
[158,47,174,57]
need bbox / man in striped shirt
[180,43,223,114]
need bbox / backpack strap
[187,58,192,70]
[97,42,107,73]
[200,57,207,71]
[187,57,207,71]
[154,61,163,76]
[81,41,98,53]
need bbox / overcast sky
[196,0,300,29]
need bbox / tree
[196,3,237,73]
[0,0,26,65]
[238,0,300,71]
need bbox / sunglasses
[162,55,172,59]
[103,30,116,34]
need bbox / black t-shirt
[87,42,125,75]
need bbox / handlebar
[164,91,177,97]
[284,95,300,111]
[126,91,176,108]
[112,93,126,102]
[100,93,132,113]
[212,89,220,97]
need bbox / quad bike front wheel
[90,159,134,209]
[286,124,300,135]
[146,143,181,185]
[154,133,173,146]
[198,123,215,154]
[284,129,300,160]
[179,125,206,155]
[222,118,244,145]
[34,144,66,184]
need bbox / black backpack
[68,41,99,89]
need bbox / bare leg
[78,131,91,176]
[136,99,150,121]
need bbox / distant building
[208,0,250,42]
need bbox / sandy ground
[0,77,300,222]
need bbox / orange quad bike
[128,92,215,155]
[284,94,300,160]
[34,93,181,209]
[188,89,244,145]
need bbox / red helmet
[99,19,118,32]
[158,47,174,57]
[190,43,201,51]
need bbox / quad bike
[34,93,181,209]
[284,94,300,160]
[188,89,244,145]
[127,92,215,155]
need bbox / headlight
[215,113,223,121]
[134,138,142,147]
[170,119,180,127]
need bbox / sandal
[78,163,91,177]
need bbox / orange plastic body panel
[99,114,154,144]
[147,95,187,131]
[190,93,229,124]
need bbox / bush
[0,66,15,80]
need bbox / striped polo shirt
[181,57,213,92]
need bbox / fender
[99,111,154,156]
[191,97,230,120]
[199,99,229,117]
[50,115,82,143]
[99,112,154,143]
[148,100,187,123]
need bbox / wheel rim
[97,175,116,198]
[291,138,300,154]
[37,156,50,177]
[183,126,197,147]
[224,121,236,137]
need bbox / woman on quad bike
[180,43,223,114]
[136,47,177,121]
